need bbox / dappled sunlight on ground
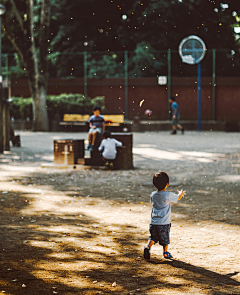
[133,147,225,163]
[1,131,240,294]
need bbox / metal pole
[212,49,216,120]
[83,51,87,99]
[124,51,128,120]
[0,16,3,153]
[197,62,201,132]
[5,54,9,88]
[167,50,171,119]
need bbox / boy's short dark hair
[93,105,101,112]
[170,96,175,101]
[102,130,111,138]
[153,172,169,191]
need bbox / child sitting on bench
[98,130,122,169]
[87,106,105,151]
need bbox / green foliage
[46,93,106,119]
[88,54,124,78]
[3,0,240,79]
[10,97,33,120]
[128,42,164,77]
[2,53,26,79]
[87,42,164,78]
[11,94,106,120]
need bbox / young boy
[144,172,186,260]
[87,106,105,151]
[98,130,122,169]
[169,96,184,135]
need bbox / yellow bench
[63,114,90,122]
[59,114,125,131]
[103,115,124,126]
[62,114,124,126]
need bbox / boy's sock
[144,245,151,260]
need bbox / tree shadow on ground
[0,167,240,294]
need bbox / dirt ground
[0,131,240,295]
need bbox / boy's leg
[91,131,97,146]
[177,124,184,134]
[147,240,155,248]
[87,132,92,149]
[144,240,155,260]
[159,224,172,259]
[171,120,177,134]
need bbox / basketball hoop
[179,35,206,65]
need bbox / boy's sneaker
[105,161,109,167]
[109,163,114,170]
[171,130,177,135]
[144,246,150,260]
[181,128,185,134]
[86,144,90,150]
[89,145,94,151]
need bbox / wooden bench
[103,114,125,132]
[59,114,90,132]
[59,114,90,125]
[59,114,126,132]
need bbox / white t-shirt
[150,191,179,225]
[98,138,122,160]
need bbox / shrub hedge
[10,94,106,120]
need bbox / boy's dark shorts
[172,115,180,126]
[149,224,171,246]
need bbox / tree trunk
[30,79,49,131]
[28,0,49,131]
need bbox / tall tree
[2,0,58,131]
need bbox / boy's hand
[177,189,186,200]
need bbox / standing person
[87,106,105,151]
[144,172,186,260]
[98,130,122,169]
[170,96,184,134]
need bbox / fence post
[83,51,87,99]
[124,51,128,120]
[212,49,216,120]
[167,50,171,119]
[0,16,3,153]
[198,62,201,132]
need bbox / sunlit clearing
[133,148,224,163]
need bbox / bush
[10,94,106,120]
[10,97,32,120]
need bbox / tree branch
[2,23,26,68]
[28,0,39,84]
[39,0,51,82]
[9,0,24,32]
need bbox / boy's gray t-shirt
[150,191,179,225]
